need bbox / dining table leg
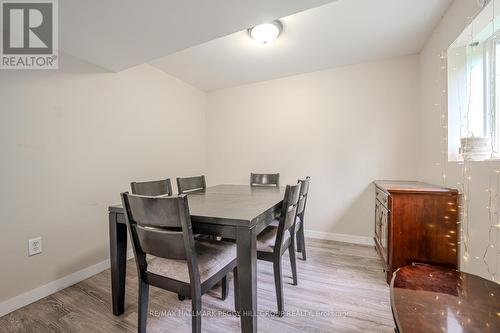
[109,212,127,316]
[236,226,258,333]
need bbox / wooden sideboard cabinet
[373,181,459,283]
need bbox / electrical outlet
[28,237,42,256]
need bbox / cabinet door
[380,206,389,259]
[374,201,381,243]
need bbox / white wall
[0,53,207,303]
[5,0,497,311]
[419,0,499,282]
[207,55,420,239]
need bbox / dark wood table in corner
[108,184,285,333]
[391,263,500,333]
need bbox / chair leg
[191,294,202,333]
[273,257,284,317]
[298,224,307,261]
[138,280,149,333]
[221,274,229,300]
[289,243,298,286]
[296,227,303,254]
[233,267,239,313]
[296,233,302,253]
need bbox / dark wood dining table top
[391,263,500,333]
[109,184,285,227]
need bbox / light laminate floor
[0,239,394,332]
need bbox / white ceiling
[60,0,335,72]
[151,0,453,92]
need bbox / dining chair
[177,175,206,194]
[121,193,238,333]
[177,175,221,241]
[295,177,310,260]
[256,184,300,316]
[131,178,229,290]
[250,173,280,187]
[131,179,173,196]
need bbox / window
[466,38,496,140]
[448,2,500,161]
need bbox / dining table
[390,263,500,333]
[108,184,285,333]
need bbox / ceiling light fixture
[248,20,283,44]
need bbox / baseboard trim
[305,230,374,246]
[0,250,134,318]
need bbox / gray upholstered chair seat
[269,216,301,229]
[257,224,291,253]
[147,239,236,283]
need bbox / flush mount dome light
[248,20,283,44]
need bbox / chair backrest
[131,179,173,196]
[296,177,310,218]
[121,193,199,282]
[250,173,280,187]
[274,184,300,251]
[177,176,206,194]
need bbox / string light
[436,0,500,282]
[481,0,499,282]
[458,0,500,281]
[457,8,476,266]
[437,49,448,187]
